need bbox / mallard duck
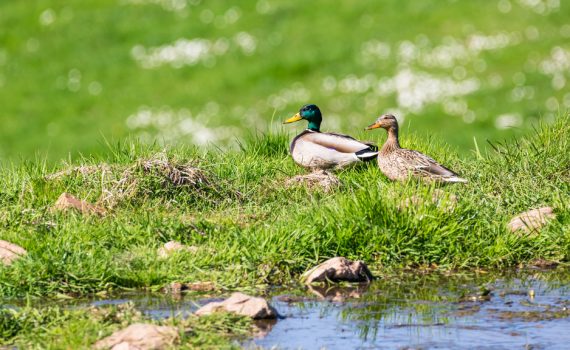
[283,104,378,170]
[365,114,467,183]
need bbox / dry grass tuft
[46,153,216,209]
[45,164,112,181]
[140,152,210,187]
[101,153,214,208]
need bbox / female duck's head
[283,104,322,131]
[365,114,399,131]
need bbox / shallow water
[250,268,570,350]
[29,268,570,349]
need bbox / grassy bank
[0,114,568,299]
[0,115,568,348]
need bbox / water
[250,268,570,350]
[30,268,570,349]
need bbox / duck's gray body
[290,130,378,170]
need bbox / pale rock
[302,257,373,284]
[157,241,198,258]
[53,192,105,216]
[94,323,178,350]
[195,292,278,319]
[508,207,556,233]
[0,240,27,266]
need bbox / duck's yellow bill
[283,113,302,124]
[365,122,380,130]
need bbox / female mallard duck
[365,114,467,183]
[283,104,378,170]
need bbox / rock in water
[94,323,179,350]
[195,292,278,319]
[53,192,105,216]
[508,207,556,233]
[0,240,27,266]
[302,257,373,284]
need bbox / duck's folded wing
[293,140,361,168]
[304,132,376,153]
[401,150,458,177]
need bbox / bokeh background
[1,0,568,162]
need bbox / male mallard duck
[283,104,378,170]
[365,114,467,183]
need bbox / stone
[157,241,198,258]
[93,323,179,350]
[508,207,556,233]
[195,292,278,319]
[53,192,105,216]
[302,257,373,284]
[184,281,215,291]
[0,240,27,266]
[285,170,340,192]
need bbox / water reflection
[307,283,368,302]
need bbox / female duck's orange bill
[365,122,381,130]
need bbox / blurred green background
[1,0,568,162]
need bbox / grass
[0,113,568,348]
[1,0,569,162]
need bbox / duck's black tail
[355,147,379,161]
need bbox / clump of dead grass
[140,153,210,187]
[46,152,224,210]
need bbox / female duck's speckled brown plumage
[366,114,467,183]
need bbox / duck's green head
[283,104,322,131]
